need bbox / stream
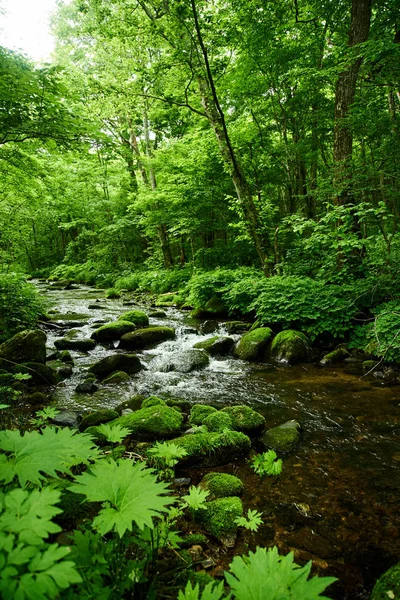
[38,281,400,599]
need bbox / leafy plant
[0,273,46,343]
[235,509,263,532]
[181,486,210,513]
[251,450,283,477]
[31,407,60,429]
[147,441,188,480]
[95,423,131,445]
[225,546,337,600]
[178,580,226,600]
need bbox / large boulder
[270,330,311,364]
[234,327,273,361]
[157,349,209,373]
[261,420,301,453]
[202,411,233,432]
[110,404,183,439]
[80,409,120,431]
[193,336,235,356]
[118,310,149,327]
[88,354,142,379]
[197,497,243,541]
[0,330,47,365]
[54,338,97,352]
[14,362,59,386]
[119,326,175,350]
[91,321,136,343]
[220,405,265,435]
[189,404,217,426]
[370,563,400,600]
[169,430,251,467]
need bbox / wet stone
[75,381,98,394]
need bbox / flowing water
[38,282,400,599]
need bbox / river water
[39,282,400,599]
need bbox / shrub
[0,273,46,342]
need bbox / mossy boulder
[14,362,59,386]
[115,395,147,414]
[193,336,235,356]
[91,321,136,343]
[224,321,252,334]
[119,326,175,350]
[0,330,47,364]
[261,420,301,453]
[270,330,311,364]
[370,563,400,600]
[158,349,209,373]
[191,298,227,319]
[155,293,184,307]
[202,411,233,432]
[118,310,149,327]
[169,431,252,467]
[320,346,350,366]
[189,405,217,426]
[110,405,183,439]
[54,338,97,352]
[200,472,243,499]
[198,497,243,539]
[24,391,48,406]
[220,405,265,434]
[88,354,142,379]
[141,396,167,408]
[234,328,273,361]
[102,370,130,384]
[105,288,121,299]
[59,350,74,364]
[80,409,120,431]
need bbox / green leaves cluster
[0,274,46,343]
[251,450,283,477]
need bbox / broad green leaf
[0,427,100,487]
[95,423,131,444]
[235,509,263,532]
[178,580,226,600]
[69,459,173,537]
[181,486,209,511]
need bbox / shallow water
[39,282,400,599]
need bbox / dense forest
[1,0,400,598]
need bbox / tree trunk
[333,0,372,205]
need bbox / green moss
[91,321,136,342]
[270,329,311,364]
[165,398,192,412]
[198,497,243,539]
[54,338,97,352]
[141,396,167,408]
[80,409,120,431]
[115,395,147,413]
[193,336,218,350]
[234,327,273,361]
[118,309,149,327]
[220,405,265,434]
[200,472,243,499]
[105,288,121,299]
[169,430,251,467]
[155,293,184,307]
[262,420,301,453]
[181,533,208,548]
[14,362,59,386]
[111,405,183,439]
[189,404,217,426]
[102,371,130,384]
[119,326,175,349]
[193,336,234,356]
[320,347,349,365]
[88,354,142,378]
[370,563,400,600]
[0,329,47,364]
[202,411,233,432]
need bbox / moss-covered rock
[149,310,167,318]
[261,420,301,453]
[115,395,147,414]
[224,321,252,334]
[119,326,175,350]
[102,370,130,384]
[202,411,233,432]
[189,405,217,426]
[91,321,136,343]
[0,329,47,364]
[80,409,120,431]
[165,398,192,412]
[270,330,311,364]
[234,328,273,361]
[141,396,167,408]
[181,533,208,548]
[200,472,243,499]
[118,310,149,327]
[198,497,243,539]
[370,563,400,600]
[105,288,121,299]
[14,362,59,386]
[193,336,235,356]
[54,337,97,352]
[88,354,142,379]
[59,350,74,364]
[220,405,265,434]
[190,298,227,319]
[320,346,350,365]
[24,391,48,406]
[110,405,183,439]
[169,431,252,467]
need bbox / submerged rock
[169,430,252,467]
[119,326,175,350]
[0,329,47,364]
[91,321,136,343]
[371,562,400,600]
[261,420,301,453]
[221,405,265,434]
[158,349,210,373]
[224,321,252,334]
[88,354,142,379]
[111,404,183,439]
[234,327,273,361]
[270,330,311,364]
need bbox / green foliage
[225,546,336,600]
[115,268,193,294]
[95,423,130,445]
[31,408,60,429]
[181,486,210,512]
[235,509,263,532]
[178,580,226,600]
[251,450,283,477]
[186,268,259,310]
[350,301,400,362]
[0,274,46,342]
[0,427,100,487]
[69,459,172,536]
[148,441,187,469]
